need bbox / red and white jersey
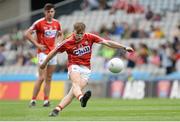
[56,33,105,68]
[29,17,62,54]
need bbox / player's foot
[80,90,91,107]
[29,100,36,107]
[43,101,50,107]
[49,109,59,117]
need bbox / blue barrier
[0,72,103,82]
[0,71,180,82]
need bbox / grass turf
[0,98,180,121]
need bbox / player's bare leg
[70,72,85,99]
[70,72,91,107]
[49,88,74,117]
[49,76,89,117]
[43,65,56,107]
[58,78,88,108]
[29,67,45,107]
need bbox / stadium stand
[0,0,179,80]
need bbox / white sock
[44,100,49,104]
[55,107,61,111]
[31,100,36,103]
[78,95,83,101]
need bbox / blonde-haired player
[40,22,133,116]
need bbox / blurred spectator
[110,0,128,14]
[152,13,162,21]
[98,30,116,60]
[175,59,180,71]
[110,0,144,14]
[99,0,110,10]
[9,29,26,51]
[145,5,154,21]
[121,22,131,39]
[138,29,149,38]
[137,43,149,65]
[109,21,124,36]
[55,64,67,73]
[148,49,161,67]
[98,45,116,60]
[129,24,139,38]
[173,40,180,71]
[0,43,6,66]
[127,0,144,14]
[159,44,174,74]
[99,24,109,35]
[172,25,180,41]
[81,0,99,11]
[15,53,26,66]
[171,25,180,72]
[150,25,164,39]
[126,44,137,68]
[145,5,162,21]
[174,42,180,60]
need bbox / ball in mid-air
[107,58,124,73]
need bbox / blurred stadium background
[0,0,180,103]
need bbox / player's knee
[38,77,44,82]
[46,74,52,81]
[80,80,88,88]
[72,78,81,84]
[72,82,79,89]
[72,82,76,87]
[46,77,52,82]
[47,73,52,77]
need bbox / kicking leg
[70,71,91,107]
[49,77,88,117]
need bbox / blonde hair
[73,22,86,33]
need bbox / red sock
[44,96,49,101]
[32,96,36,100]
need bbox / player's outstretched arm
[100,40,134,52]
[40,49,58,69]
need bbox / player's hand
[125,47,134,52]
[36,44,46,51]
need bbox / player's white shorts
[68,65,91,81]
[37,52,57,65]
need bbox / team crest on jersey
[44,29,57,38]
[85,41,88,45]
[79,44,83,48]
[73,46,90,56]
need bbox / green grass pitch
[0,98,180,121]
